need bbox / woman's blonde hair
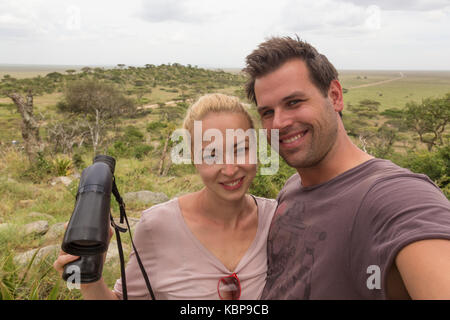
[182,93,254,135]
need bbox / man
[244,36,450,299]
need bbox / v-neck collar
[174,196,262,274]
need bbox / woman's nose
[221,163,239,176]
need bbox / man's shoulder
[354,159,449,218]
[356,158,417,179]
[360,158,440,195]
[277,158,444,203]
[276,172,300,201]
[279,158,431,193]
[326,158,439,195]
[283,172,301,188]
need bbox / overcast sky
[1,0,449,70]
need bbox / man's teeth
[224,178,241,186]
[283,132,305,143]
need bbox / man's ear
[328,80,344,113]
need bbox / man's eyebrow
[281,91,307,102]
[257,91,307,112]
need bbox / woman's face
[194,112,257,202]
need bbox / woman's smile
[220,176,245,190]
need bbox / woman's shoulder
[140,197,180,225]
[251,194,277,205]
[250,195,277,216]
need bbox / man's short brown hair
[243,35,339,105]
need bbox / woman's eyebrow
[257,105,270,113]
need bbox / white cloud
[0,0,448,69]
[65,6,82,31]
[139,0,219,23]
[365,5,381,30]
[336,0,450,11]
[277,0,383,36]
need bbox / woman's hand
[53,222,118,300]
[53,222,114,277]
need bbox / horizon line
[0,63,449,72]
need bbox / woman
[54,93,277,300]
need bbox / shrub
[395,143,450,199]
[133,144,153,159]
[249,158,296,199]
[71,152,85,171]
[123,125,144,143]
[146,121,167,132]
[108,126,152,159]
[52,156,73,176]
[20,152,54,182]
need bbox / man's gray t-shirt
[261,158,450,299]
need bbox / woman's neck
[195,188,253,229]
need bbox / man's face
[254,58,342,169]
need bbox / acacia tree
[343,99,400,158]
[0,75,58,162]
[405,93,450,151]
[46,120,90,155]
[58,79,136,155]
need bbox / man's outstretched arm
[395,239,450,299]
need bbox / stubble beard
[281,103,339,170]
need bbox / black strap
[111,217,128,299]
[110,177,156,300]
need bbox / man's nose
[272,109,293,130]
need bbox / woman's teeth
[224,178,242,187]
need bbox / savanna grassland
[340,70,450,110]
[0,64,448,299]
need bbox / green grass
[0,109,21,142]
[339,70,401,88]
[341,70,450,111]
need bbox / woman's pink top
[113,196,277,300]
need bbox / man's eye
[287,99,302,106]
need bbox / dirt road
[348,72,405,89]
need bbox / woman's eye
[262,110,274,117]
[203,151,216,159]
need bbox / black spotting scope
[61,155,116,283]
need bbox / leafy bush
[20,152,54,182]
[123,125,144,143]
[138,97,150,105]
[249,157,296,199]
[71,152,85,171]
[52,156,73,176]
[133,144,153,159]
[395,143,450,199]
[146,121,168,132]
[108,126,153,159]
